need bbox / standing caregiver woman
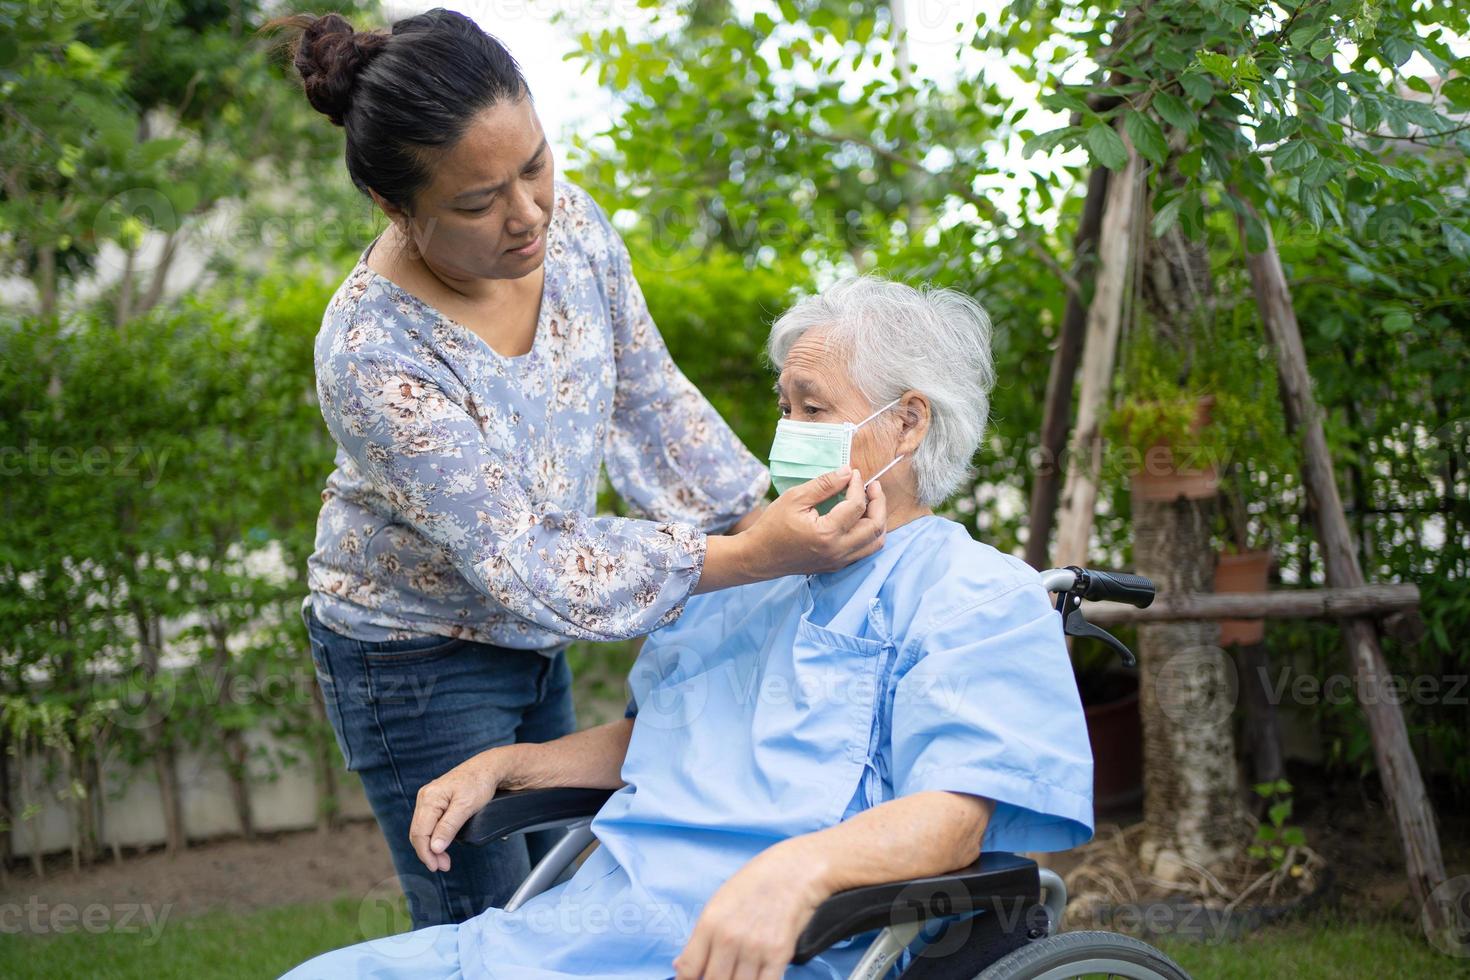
[269,8,888,929]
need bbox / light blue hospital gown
[281,515,1094,979]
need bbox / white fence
[8,723,373,859]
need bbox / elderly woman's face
[776,331,908,486]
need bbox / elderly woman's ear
[895,392,931,456]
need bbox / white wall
[8,723,374,858]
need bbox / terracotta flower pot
[1129,394,1221,503]
[1215,548,1272,646]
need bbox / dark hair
[264,8,528,212]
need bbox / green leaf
[1220,3,1250,28]
[1444,223,1470,260]
[1152,194,1185,237]
[1241,208,1268,252]
[1180,73,1214,103]
[1301,185,1324,227]
[1022,126,1080,159]
[1039,89,1090,113]
[1125,109,1168,165]
[1272,138,1319,171]
[136,137,185,168]
[1382,309,1414,333]
[1444,77,1470,110]
[1299,154,1335,186]
[1196,50,1236,82]
[1289,23,1321,48]
[1382,35,1413,67]
[1153,91,1196,133]
[1310,37,1335,60]
[1086,122,1128,170]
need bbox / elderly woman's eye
[804,406,821,417]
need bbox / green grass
[1,898,1466,979]
[1156,915,1470,979]
[0,894,403,980]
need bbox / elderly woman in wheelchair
[281,276,1187,980]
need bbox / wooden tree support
[1024,165,1110,570]
[1084,583,1421,624]
[1236,202,1452,939]
[1054,138,1141,568]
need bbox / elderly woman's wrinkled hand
[672,840,829,980]
[408,749,508,873]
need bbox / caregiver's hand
[672,841,826,980]
[409,748,508,873]
[696,466,886,593]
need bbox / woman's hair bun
[289,12,388,127]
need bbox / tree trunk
[209,617,256,841]
[1237,203,1453,941]
[115,247,136,328]
[1132,493,1245,879]
[36,244,57,320]
[1054,137,1141,567]
[1233,641,1285,787]
[139,230,181,316]
[311,679,341,835]
[92,748,124,864]
[16,740,44,878]
[0,724,11,885]
[1130,157,1245,880]
[133,603,186,855]
[1025,165,1110,570]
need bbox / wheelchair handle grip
[1078,569,1155,608]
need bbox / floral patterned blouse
[302,179,770,649]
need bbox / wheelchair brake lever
[1059,592,1138,668]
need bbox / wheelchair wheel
[973,930,1190,979]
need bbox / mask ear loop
[863,453,905,488]
[853,397,902,431]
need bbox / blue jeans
[303,601,577,929]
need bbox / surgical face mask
[768,398,907,515]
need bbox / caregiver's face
[391,96,555,281]
[776,331,899,479]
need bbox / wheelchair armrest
[456,787,617,846]
[791,851,1041,964]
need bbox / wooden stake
[1025,166,1111,570]
[1236,202,1453,940]
[1054,139,1140,567]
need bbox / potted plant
[1103,320,1229,505]
[1074,639,1144,812]
[1215,465,1274,646]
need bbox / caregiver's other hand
[410,748,507,873]
[672,842,827,980]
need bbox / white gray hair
[766,275,995,507]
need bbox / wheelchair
[455,566,1192,979]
